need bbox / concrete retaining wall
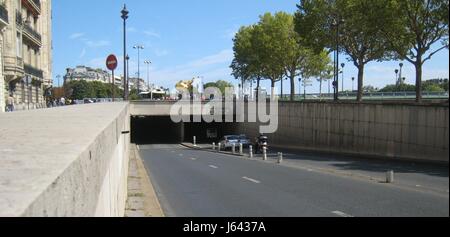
[0,103,130,216]
[235,101,449,163]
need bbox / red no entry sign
[106,54,118,71]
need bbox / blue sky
[53,0,449,93]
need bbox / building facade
[64,65,124,89]
[1,0,52,112]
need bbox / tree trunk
[280,78,283,100]
[290,74,295,102]
[256,77,260,101]
[271,80,276,100]
[319,79,323,98]
[415,58,423,103]
[356,64,364,102]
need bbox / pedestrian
[6,94,14,112]
[60,97,65,106]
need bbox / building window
[36,85,39,104]
[16,33,22,58]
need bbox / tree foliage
[204,80,234,95]
[64,80,123,100]
[295,0,399,101]
[231,12,331,100]
[385,0,449,102]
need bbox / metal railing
[0,3,8,24]
[23,23,42,42]
[31,0,41,9]
[276,91,449,101]
[24,63,43,79]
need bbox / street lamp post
[341,63,345,92]
[121,5,129,100]
[352,77,355,92]
[395,69,399,85]
[56,75,61,88]
[332,18,344,101]
[144,60,152,99]
[126,55,130,94]
[133,45,144,95]
[298,78,301,101]
[399,63,404,85]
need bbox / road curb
[127,144,165,217]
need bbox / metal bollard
[212,142,216,150]
[218,143,221,152]
[232,144,236,154]
[239,143,243,156]
[278,152,283,164]
[263,147,267,161]
[193,136,197,147]
[386,170,394,183]
[249,145,253,158]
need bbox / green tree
[231,25,263,97]
[65,80,95,100]
[204,80,235,95]
[379,84,416,92]
[252,13,287,99]
[295,0,399,101]
[386,0,449,102]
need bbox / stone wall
[235,101,449,163]
[0,103,130,216]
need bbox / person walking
[6,94,14,112]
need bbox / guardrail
[276,91,449,101]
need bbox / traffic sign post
[106,54,118,102]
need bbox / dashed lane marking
[242,177,261,184]
[332,211,354,217]
[209,165,219,169]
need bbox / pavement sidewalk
[182,143,449,196]
[125,144,164,217]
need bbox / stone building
[64,65,124,89]
[64,66,110,84]
[1,0,52,112]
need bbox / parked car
[219,135,251,150]
[219,135,240,150]
[238,135,252,147]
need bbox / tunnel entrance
[131,116,237,144]
[131,116,183,144]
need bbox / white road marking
[242,177,261,184]
[209,165,219,169]
[190,158,197,161]
[179,154,184,157]
[137,145,140,151]
[332,211,354,217]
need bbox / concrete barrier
[0,103,130,217]
[235,101,449,164]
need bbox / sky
[52,0,449,94]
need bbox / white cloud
[223,26,239,39]
[69,32,85,40]
[85,40,111,48]
[188,49,233,68]
[143,30,161,38]
[145,49,234,88]
[79,48,86,58]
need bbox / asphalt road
[139,144,449,217]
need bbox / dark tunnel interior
[131,116,237,144]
